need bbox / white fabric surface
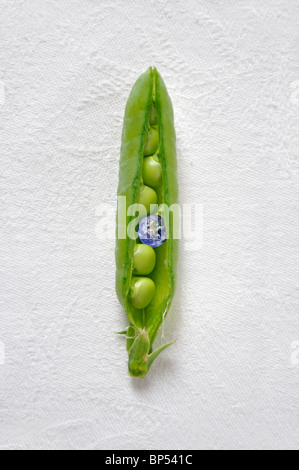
[0,0,298,450]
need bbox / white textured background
[0,0,298,451]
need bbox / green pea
[133,244,156,275]
[116,67,178,377]
[144,126,159,157]
[142,155,162,188]
[138,184,157,213]
[130,277,156,310]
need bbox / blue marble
[138,215,167,248]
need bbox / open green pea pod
[116,67,178,378]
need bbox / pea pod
[115,67,178,378]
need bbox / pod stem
[146,339,176,370]
[128,329,175,378]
